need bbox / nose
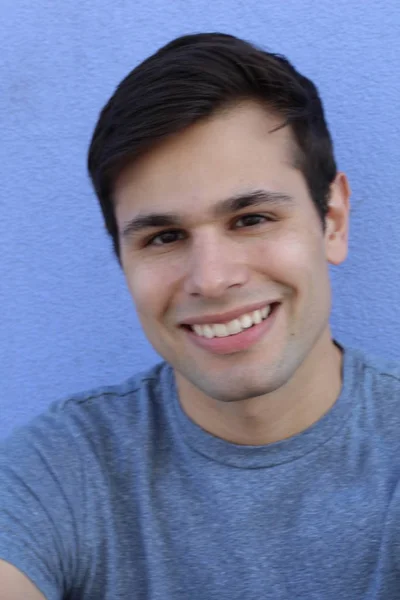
[183,230,249,298]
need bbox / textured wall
[1,0,400,437]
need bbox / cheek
[277,232,331,318]
[123,260,183,318]
[254,229,326,291]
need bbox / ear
[324,172,351,266]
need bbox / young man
[1,32,399,600]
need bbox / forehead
[114,101,300,213]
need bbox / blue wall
[1,0,400,437]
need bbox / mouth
[181,302,280,355]
[185,303,273,338]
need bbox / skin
[0,100,350,599]
[0,560,46,599]
[114,101,350,446]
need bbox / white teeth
[203,325,214,339]
[193,325,203,336]
[214,323,228,337]
[252,309,262,324]
[261,306,270,319]
[226,319,242,335]
[191,304,273,339]
[239,314,253,329]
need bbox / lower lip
[184,304,280,355]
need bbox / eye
[234,214,271,228]
[145,229,186,247]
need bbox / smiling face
[114,102,349,404]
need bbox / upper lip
[180,301,278,326]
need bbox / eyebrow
[120,189,294,240]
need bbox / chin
[200,379,281,403]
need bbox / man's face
[114,102,349,403]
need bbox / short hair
[88,32,337,260]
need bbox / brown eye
[234,214,269,228]
[146,230,186,247]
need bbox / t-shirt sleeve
[0,406,83,600]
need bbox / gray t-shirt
[1,344,400,599]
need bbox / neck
[175,331,343,446]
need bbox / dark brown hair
[88,32,337,260]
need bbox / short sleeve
[0,406,84,600]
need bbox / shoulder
[46,360,169,426]
[341,344,400,441]
[0,361,173,576]
[0,360,172,470]
[52,360,170,428]
[346,345,400,390]
[58,359,168,411]
[0,361,173,595]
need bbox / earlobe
[325,172,351,266]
